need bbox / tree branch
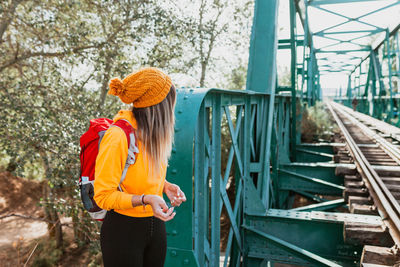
[0,44,101,73]
[0,0,24,43]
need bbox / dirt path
[0,172,96,267]
[0,216,47,248]
[0,172,48,266]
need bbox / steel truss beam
[308,0,400,75]
[290,198,346,211]
[309,0,385,6]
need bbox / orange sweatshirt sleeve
[93,126,133,210]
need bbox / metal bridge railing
[164,88,293,267]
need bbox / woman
[94,67,186,267]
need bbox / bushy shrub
[301,102,336,142]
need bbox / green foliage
[88,252,103,267]
[0,0,253,256]
[1,0,192,252]
[301,102,336,142]
[0,150,10,171]
[278,66,291,87]
[31,239,63,267]
[223,64,247,90]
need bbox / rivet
[174,127,180,132]
[183,259,189,265]
[172,230,178,235]
[184,95,188,100]
[171,250,177,257]
[177,110,183,114]
[171,169,177,174]
[172,148,177,153]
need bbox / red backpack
[79,118,138,220]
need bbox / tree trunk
[42,183,63,249]
[50,207,63,249]
[72,210,89,245]
[200,61,206,87]
[39,150,63,249]
[97,56,113,112]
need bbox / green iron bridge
[163,0,400,266]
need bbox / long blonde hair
[132,85,176,175]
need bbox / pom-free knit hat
[108,67,172,108]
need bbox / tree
[0,0,255,260]
[184,0,252,87]
[0,0,190,250]
[224,64,247,90]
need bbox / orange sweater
[94,110,166,217]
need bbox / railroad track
[328,101,400,252]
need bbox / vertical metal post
[246,0,279,94]
[358,64,362,98]
[371,54,378,117]
[365,60,372,115]
[386,29,394,120]
[194,102,206,266]
[347,75,352,108]
[244,97,251,180]
[307,49,314,106]
[372,49,385,118]
[246,0,279,207]
[289,0,297,161]
[317,72,321,100]
[396,32,400,79]
[210,95,221,266]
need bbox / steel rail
[331,102,400,165]
[336,102,400,143]
[331,102,400,215]
[327,102,400,246]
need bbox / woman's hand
[164,181,186,207]
[144,195,175,222]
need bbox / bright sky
[278,0,400,96]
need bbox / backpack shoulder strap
[112,119,134,147]
[111,119,139,191]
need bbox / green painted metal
[246,0,278,94]
[297,143,344,154]
[243,209,371,266]
[162,0,400,266]
[290,198,346,212]
[295,148,333,162]
[294,190,331,203]
[280,162,346,186]
[309,0,381,6]
[330,1,400,123]
[335,25,400,124]
[278,168,344,195]
[386,29,394,121]
[166,87,283,266]
[243,225,342,267]
[247,0,279,210]
[289,0,297,161]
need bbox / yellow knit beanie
[108,67,172,108]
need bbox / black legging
[101,210,167,267]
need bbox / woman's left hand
[164,181,186,207]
